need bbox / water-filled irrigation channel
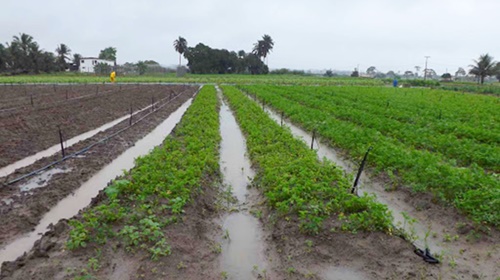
[217,90,270,279]
[0,97,193,266]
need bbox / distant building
[79,57,114,73]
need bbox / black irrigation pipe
[3,86,201,187]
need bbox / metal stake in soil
[30,95,34,107]
[58,126,65,158]
[129,105,133,125]
[351,146,373,195]
[310,130,316,150]
[281,111,284,127]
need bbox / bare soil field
[0,84,193,168]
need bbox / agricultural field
[0,79,498,279]
[0,84,197,260]
[0,73,385,86]
[239,85,499,227]
[0,84,194,168]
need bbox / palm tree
[73,53,82,71]
[469,54,497,84]
[252,34,274,65]
[13,33,34,55]
[12,33,37,72]
[56,44,71,61]
[56,43,71,71]
[173,36,188,67]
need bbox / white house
[79,57,114,73]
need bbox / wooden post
[58,126,65,158]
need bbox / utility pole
[424,56,430,81]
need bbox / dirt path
[0,88,196,251]
[257,95,499,279]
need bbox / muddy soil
[0,176,222,280]
[0,84,192,168]
[0,87,196,248]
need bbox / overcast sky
[1,0,499,74]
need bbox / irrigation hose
[2,85,202,187]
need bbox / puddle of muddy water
[221,212,269,279]
[1,198,14,206]
[0,101,158,178]
[0,98,193,266]
[19,168,71,192]
[322,266,367,280]
[219,100,255,201]
[218,91,269,279]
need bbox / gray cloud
[1,0,498,74]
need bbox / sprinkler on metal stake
[351,146,373,195]
[310,130,316,150]
[58,126,65,158]
[129,105,133,125]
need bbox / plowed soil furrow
[0,84,193,168]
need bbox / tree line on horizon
[173,35,274,74]
[1,32,499,83]
[0,33,120,75]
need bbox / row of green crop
[66,86,220,259]
[240,85,500,227]
[241,85,499,172]
[244,85,499,144]
[0,73,385,86]
[221,85,394,234]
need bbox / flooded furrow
[0,99,159,178]
[218,90,270,279]
[253,95,499,279]
[0,98,193,266]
